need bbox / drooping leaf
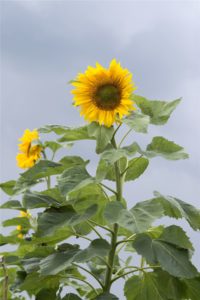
[88,122,114,153]
[154,191,200,230]
[132,95,181,125]
[125,157,149,181]
[22,191,61,209]
[96,156,149,182]
[38,124,72,135]
[57,125,95,142]
[0,180,16,195]
[0,200,22,209]
[74,239,110,263]
[18,272,60,294]
[104,199,163,233]
[145,136,189,160]
[36,204,98,237]
[58,164,93,196]
[123,111,150,133]
[20,160,62,181]
[3,217,30,229]
[133,234,198,278]
[40,248,79,275]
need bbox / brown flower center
[94,84,121,110]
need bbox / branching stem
[72,263,104,288]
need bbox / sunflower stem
[103,137,124,292]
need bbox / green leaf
[3,217,30,229]
[38,124,71,134]
[0,200,22,209]
[87,122,114,153]
[37,204,98,237]
[74,239,110,263]
[146,136,189,160]
[154,269,187,299]
[36,288,57,300]
[124,273,166,300]
[0,180,16,195]
[96,293,119,299]
[58,165,93,196]
[22,191,61,209]
[183,277,200,300]
[18,160,62,183]
[18,272,60,294]
[123,111,150,133]
[103,144,138,164]
[57,125,95,142]
[40,248,79,275]
[125,157,149,181]
[132,95,181,125]
[96,157,149,182]
[154,191,200,230]
[159,225,193,250]
[104,199,163,233]
[133,234,198,278]
[44,141,62,153]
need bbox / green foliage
[0,94,199,300]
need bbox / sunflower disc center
[95,84,120,110]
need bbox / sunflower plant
[1,60,200,300]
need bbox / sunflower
[16,129,42,169]
[71,59,136,127]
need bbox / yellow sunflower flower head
[16,129,42,169]
[71,59,137,127]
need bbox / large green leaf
[101,143,138,165]
[154,191,200,230]
[3,217,30,229]
[123,111,150,133]
[124,273,166,300]
[40,248,79,275]
[132,95,181,125]
[74,239,110,263]
[0,200,22,209]
[183,277,200,300]
[145,136,189,160]
[125,157,149,181]
[36,288,57,300]
[96,157,149,182]
[159,225,193,250]
[0,180,16,195]
[56,125,95,142]
[88,122,114,153]
[104,199,163,233]
[18,272,60,294]
[58,165,93,196]
[133,234,198,278]
[36,204,98,236]
[22,191,61,209]
[40,239,109,275]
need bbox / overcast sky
[1,0,200,298]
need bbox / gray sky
[1,0,200,298]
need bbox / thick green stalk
[103,137,123,292]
